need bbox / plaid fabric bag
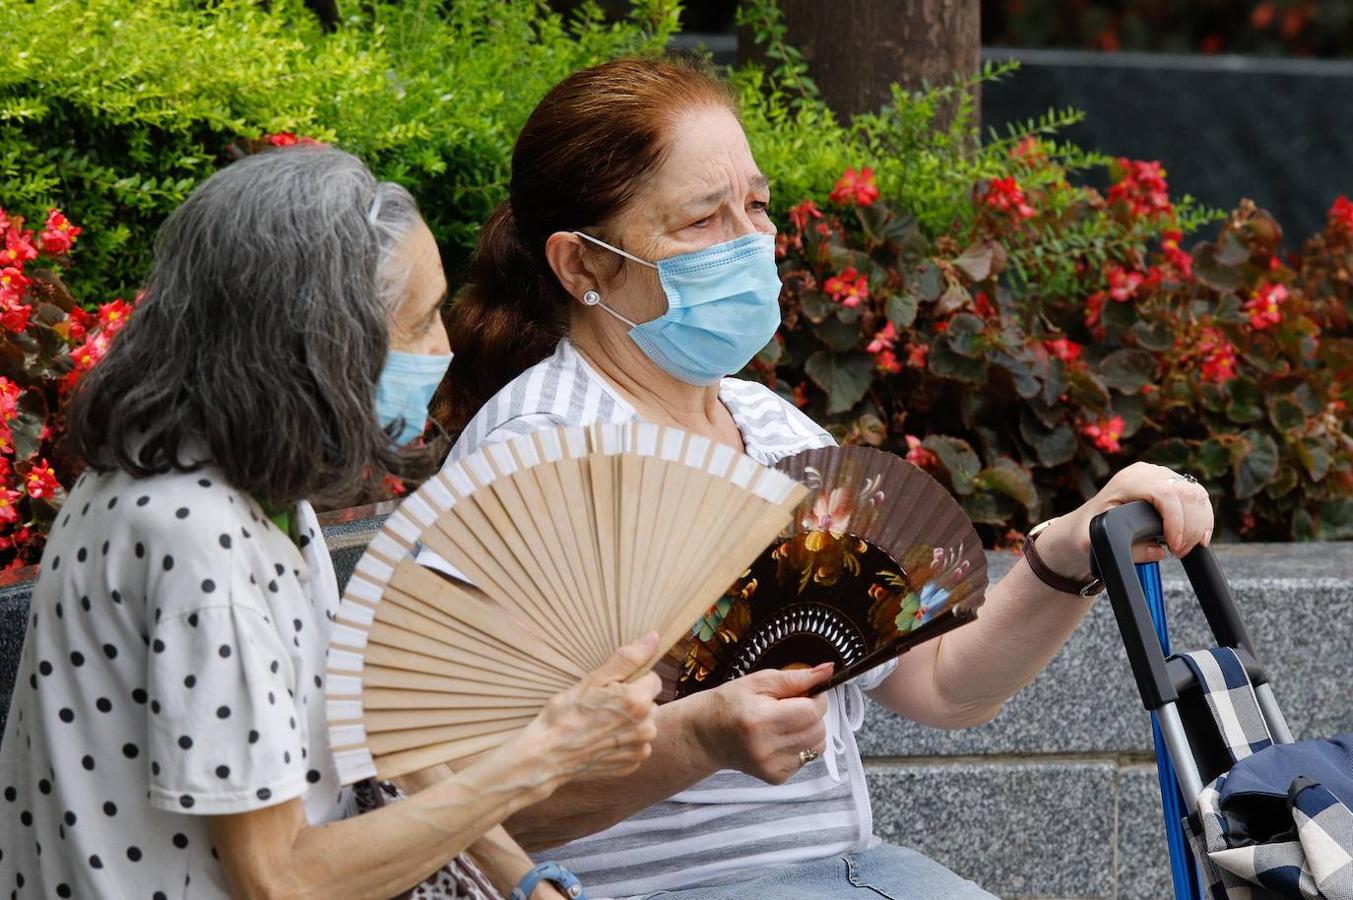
[1178,649,1353,900]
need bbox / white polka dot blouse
[0,465,353,897]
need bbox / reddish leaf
[952,239,1006,282]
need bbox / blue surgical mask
[573,231,783,386]
[375,350,452,446]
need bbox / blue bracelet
[511,861,585,900]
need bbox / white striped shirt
[445,340,888,899]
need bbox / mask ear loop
[581,289,637,328]
[572,232,651,327]
[572,231,659,269]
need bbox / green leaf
[1266,393,1305,432]
[961,491,1017,525]
[33,303,66,327]
[1041,357,1067,407]
[1145,439,1191,469]
[1288,381,1320,416]
[1214,294,1246,324]
[1226,379,1265,424]
[935,280,971,316]
[849,412,888,446]
[1098,348,1157,394]
[816,315,863,352]
[945,313,986,357]
[974,457,1039,518]
[1114,393,1145,437]
[1241,348,1282,376]
[804,350,875,414]
[1231,429,1279,499]
[886,291,919,329]
[1130,319,1175,352]
[952,239,1004,282]
[1066,368,1111,411]
[1101,297,1139,332]
[855,202,891,245]
[1216,230,1250,266]
[1316,498,1353,540]
[824,243,872,273]
[799,290,835,324]
[1020,414,1077,467]
[928,336,987,383]
[911,263,943,302]
[1266,465,1299,499]
[992,350,1041,400]
[880,210,926,253]
[1295,438,1331,482]
[9,410,43,462]
[922,435,981,495]
[1193,243,1245,293]
[1200,382,1228,414]
[1196,440,1231,479]
[1293,506,1316,540]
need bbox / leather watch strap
[1024,528,1103,597]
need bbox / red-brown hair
[441,56,736,430]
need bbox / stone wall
[3,520,1350,899]
[862,544,1353,898]
[980,48,1353,244]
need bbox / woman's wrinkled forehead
[639,106,767,221]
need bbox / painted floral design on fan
[866,542,979,636]
[669,575,755,691]
[671,445,988,699]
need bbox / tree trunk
[305,0,341,31]
[744,0,980,122]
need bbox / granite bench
[2,510,1349,899]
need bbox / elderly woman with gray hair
[0,146,660,900]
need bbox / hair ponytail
[441,201,568,430]
[438,56,736,433]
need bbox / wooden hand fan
[669,445,988,699]
[323,423,808,784]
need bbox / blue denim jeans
[641,843,998,900]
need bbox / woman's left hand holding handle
[1033,461,1216,580]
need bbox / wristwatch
[512,862,585,900]
[1024,518,1104,597]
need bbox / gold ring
[798,748,820,766]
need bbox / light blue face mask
[573,231,783,386]
[375,350,453,446]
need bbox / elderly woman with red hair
[439,57,1214,900]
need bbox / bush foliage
[737,0,1352,542]
[0,0,681,297]
[4,0,1349,554]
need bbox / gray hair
[370,179,423,318]
[66,145,442,508]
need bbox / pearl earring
[582,290,601,306]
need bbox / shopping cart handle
[1089,501,1264,712]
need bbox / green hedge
[1,0,680,298]
[4,0,1123,301]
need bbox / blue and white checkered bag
[1179,649,1353,899]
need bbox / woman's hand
[692,663,833,785]
[513,633,662,797]
[1036,461,1215,579]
